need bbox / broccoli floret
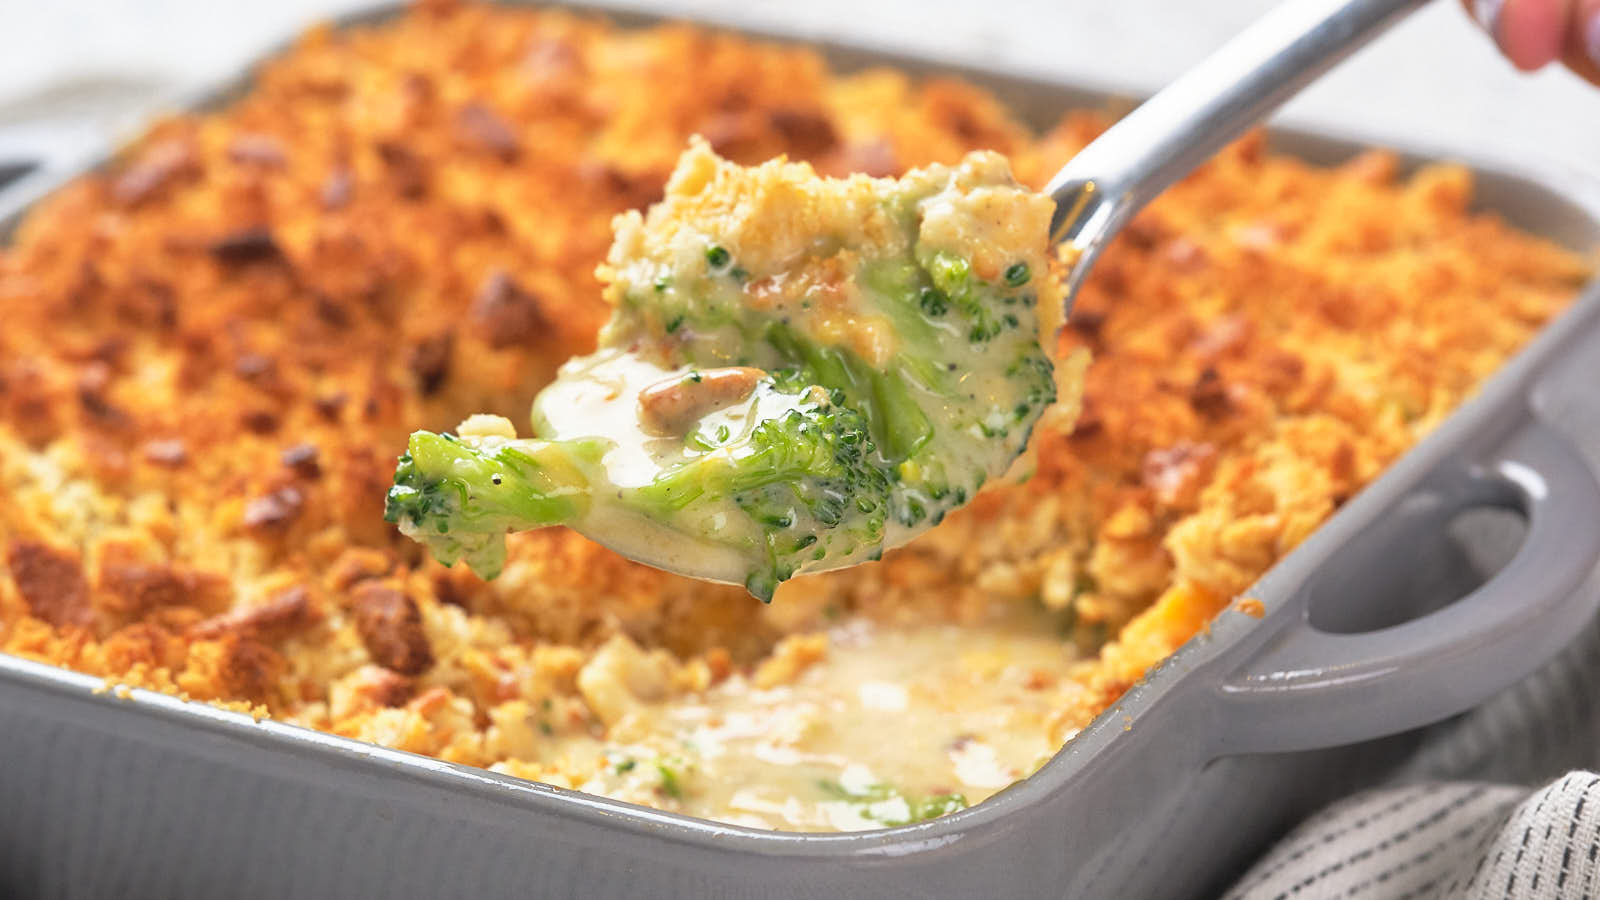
[632,390,891,600]
[384,432,603,579]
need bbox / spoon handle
[1045,0,1429,306]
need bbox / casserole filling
[0,3,1588,833]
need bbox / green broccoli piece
[817,779,970,826]
[384,432,604,579]
[632,390,891,600]
[386,381,891,601]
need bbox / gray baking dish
[3,5,1600,898]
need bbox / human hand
[1463,0,1600,84]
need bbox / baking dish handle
[1216,420,1600,755]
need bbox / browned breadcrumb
[0,2,1589,815]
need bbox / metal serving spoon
[1047,0,1427,317]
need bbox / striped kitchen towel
[1228,597,1600,899]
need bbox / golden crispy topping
[0,3,1586,830]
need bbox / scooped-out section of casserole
[0,2,1589,832]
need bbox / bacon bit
[1069,399,1103,439]
[320,167,354,209]
[7,540,94,630]
[1232,220,1291,252]
[328,548,396,592]
[189,587,313,640]
[1329,441,1356,483]
[704,647,733,685]
[66,257,105,310]
[429,570,473,610]
[226,134,287,168]
[242,486,304,531]
[455,103,520,161]
[209,227,282,265]
[399,71,436,110]
[1023,668,1057,690]
[314,295,351,326]
[1142,441,1217,507]
[700,110,772,163]
[1122,216,1171,249]
[377,141,427,199]
[313,391,348,422]
[1232,596,1266,618]
[1190,316,1252,362]
[368,667,415,708]
[1068,308,1107,340]
[1341,149,1398,186]
[1163,237,1209,272]
[81,433,131,483]
[637,367,765,435]
[1190,367,1231,418]
[280,443,321,479]
[523,36,583,85]
[233,353,274,381]
[470,271,548,349]
[575,161,665,210]
[490,669,520,703]
[0,360,61,445]
[60,336,129,368]
[112,138,198,206]
[1232,131,1265,166]
[768,108,837,158]
[703,106,837,162]
[408,685,452,715]
[77,362,128,427]
[350,583,433,675]
[76,359,109,391]
[240,409,281,434]
[822,138,898,178]
[122,280,178,330]
[142,438,188,467]
[348,665,415,710]
[407,331,454,396]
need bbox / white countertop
[2,1,1596,186]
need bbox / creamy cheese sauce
[530,347,821,582]
[555,615,1083,831]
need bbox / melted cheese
[557,616,1083,831]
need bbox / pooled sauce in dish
[529,615,1084,831]
[385,138,1075,599]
